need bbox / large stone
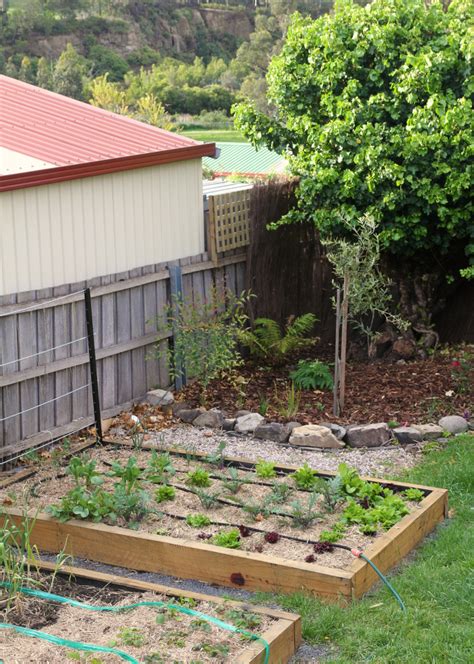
[320,422,347,441]
[193,409,224,429]
[235,410,251,418]
[345,423,391,448]
[178,407,205,424]
[223,418,236,431]
[145,389,174,407]
[172,400,191,415]
[438,415,469,435]
[254,422,291,444]
[289,424,344,449]
[412,423,444,440]
[393,426,422,445]
[234,412,265,434]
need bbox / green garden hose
[0,582,270,664]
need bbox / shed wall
[0,159,203,296]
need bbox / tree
[36,56,53,89]
[18,56,35,84]
[52,43,86,100]
[234,0,474,327]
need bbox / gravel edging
[146,424,420,478]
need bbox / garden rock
[223,418,236,431]
[193,410,224,429]
[393,338,417,360]
[145,389,174,407]
[234,412,265,434]
[393,426,422,445]
[438,415,468,435]
[320,422,347,440]
[178,407,205,424]
[289,424,344,449]
[172,401,191,415]
[345,423,391,448]
[413,423,444,440]
[235,410,251,418]
[254,422,291,444]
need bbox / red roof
[0,75,215,191]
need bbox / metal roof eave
[0,142,216,193]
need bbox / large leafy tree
[234,0,473,277]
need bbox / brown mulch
[180,347,473,426]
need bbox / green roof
[203,142,286,175]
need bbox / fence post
[84,288,103,443]
[169,263,187,390]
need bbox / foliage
[115,627,146,647]
[318,522,347,543]
[154,485,176,504]
[155,290,251,396]
[312,476,344,513]
[195,489,221,510]
[269,481,292,504]
[234,0,474,276]
[221,468,245,494]
[48,486,114,522]
[239,313,317,364]
[186,469,211,488]
[403,488,425,503]
[255,460,277,479]
[275,381,301,419]
[291,463,318,490]
[211,529,241,549]
[146,451,176,484]
[450,355,473,394]
[51,43,86,100]
[67,455,103,488]
[290,359,334,391]
[89,74,174,130]
[108,456,142,494]
[225,608,261,630]
[186,513,211,528]
[288,492,322,528]
[205,441,227,467]
[88,44,128,81]
[111,484,150,524]
[322,215,408,348]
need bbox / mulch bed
[180,347,473,425]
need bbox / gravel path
[146,423,420,479]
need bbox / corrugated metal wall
[0,159,204,296]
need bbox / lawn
[181,128,246,143]
[260,434,474,663]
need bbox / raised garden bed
[0,440,448,602]
[0,561,300,663]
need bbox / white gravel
[146,424,420,479]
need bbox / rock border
[144,390,472,450]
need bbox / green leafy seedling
[115,627,146,647]
[212,529,241,549]
[186,469,212,487]
[155,485,176,503]
[255,460,277,479]
[403,488,425,502]
[186,513,211,528]
[292,462,318,490]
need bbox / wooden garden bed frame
[21,560,301,664]
[0,439,448,602]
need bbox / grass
[257,434,474,663]
[181,129,246,143]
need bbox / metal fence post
[169,263,187,390]
[84,288,103,443]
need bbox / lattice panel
[208,190,251,262]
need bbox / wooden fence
[0,252,246,458]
